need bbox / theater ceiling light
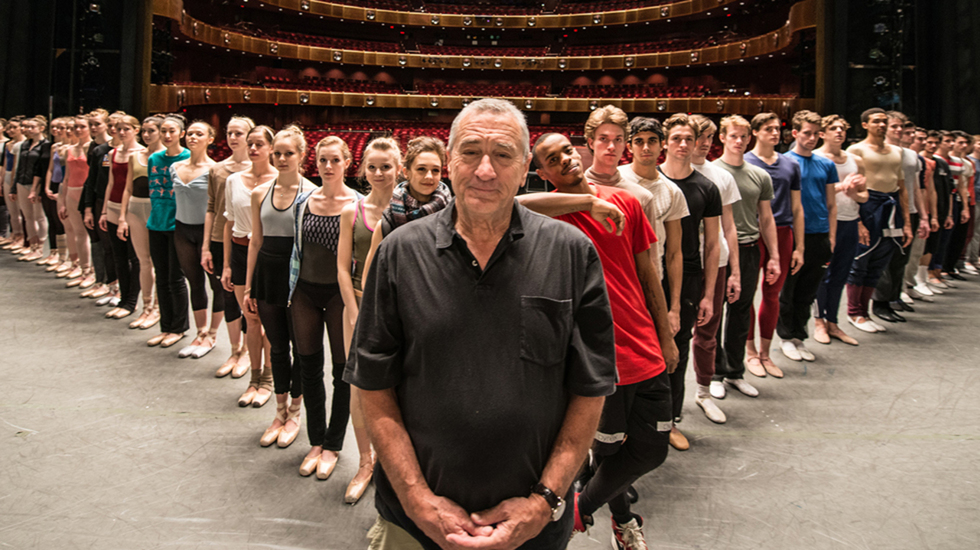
[300,93,310,104]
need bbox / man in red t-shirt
[533,132,678,550]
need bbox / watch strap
[531,482,560,509]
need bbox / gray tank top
[259,178,314,237]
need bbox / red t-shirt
[556,185,666,385]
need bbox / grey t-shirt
[713,158,774,243]
[901,147,920,214]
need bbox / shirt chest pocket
[520,296,573,367]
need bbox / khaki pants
[367,516,424,550]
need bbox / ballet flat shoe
[316,452,339,480]
[215,356,236,378]
[345,468,375,504]
[259,424,282,447]
[238,386,258,407]
[251,388,272,408]
[299,455,319,477]
[147,333,168,347]
[111,308,133,319]
[160,333,186,348]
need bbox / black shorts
[594,369,672,457]
[925,230,940,256]
[231,241,249,286]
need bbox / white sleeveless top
[835,154,861,222]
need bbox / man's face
[821,122,847,147]
[924,137,939,155]
[863,114,888,138]
[900,127,915,148]
[587,123,626,169]
[754,120,781,147]
[912,131,927,152]
[534,134,583,190]
[939,135,954,155]
[695,129,715,159]
[885,117,904,143]
[954,137,970,157]
[973,139,980,157]
[665,125,696,162]
[793,122,821,152]
[448,110,529,216]
[720,125,750,156]
[629,131,662,166]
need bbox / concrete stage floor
[1,250,978,550]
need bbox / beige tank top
[848,142,902,193]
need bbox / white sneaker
[848,316,879,333]
[724,378,759,398]
[912,283,935,297]
[794,339,815,362]
[900,292,914,305]
[709,380,727,399]
[780,340,802,361]
[695,394,727,424]
[868,320,887,332]
[962,264,978,275]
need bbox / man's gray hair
[448,98,530,160]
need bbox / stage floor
[1,250,978,549]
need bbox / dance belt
[232,236,250,246]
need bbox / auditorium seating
[234,28,404,53]
[416,83,550,97]
[562,84,710,98]
[260,76,403,94]
[555,0,673,14]
[417,45,548,57]
[564,38,718,56]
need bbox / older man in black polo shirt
[344,98,618,550]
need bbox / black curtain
[914,0,980,131]
[0,0,57,117]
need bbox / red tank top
[109,148,129,203]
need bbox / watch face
[552,499,566,522]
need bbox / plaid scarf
[382,180,452,231]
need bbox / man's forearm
[760,209,780,263]
[639,256,675,346]
[722,207,739,278]
[664,221,683,311]
[792,208,805,252]
[538,395,605,496]
[359,388,434,510]
[516,192,594,217]
[898,186,911,226]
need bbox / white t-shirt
[223,172,254,239]
[831,153,861,221]
[693,160,742,268]
[618,164,690,278]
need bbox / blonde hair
[315,135,351,163]
[584,105,629,148]
[88,108,109,123]
[663,113,701,140]
[358,136,402,179]
[689,114,717,138]
[228,116,256,132]
[116,114,141,131]
[404,136,446,171]
[719,115,751,136]
[273,125,308,173]
[189,120,216,139]
[821,114,850,131]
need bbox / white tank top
[835,154,861,221]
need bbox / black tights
[107,220,141,312]
[257,299,301,399]
[42,191,63,246]
[147,229,189,334]
[174,221,224,315]
[290,279,348,451]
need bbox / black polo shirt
[344,198,616,549]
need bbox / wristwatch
[531,482,566,522]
